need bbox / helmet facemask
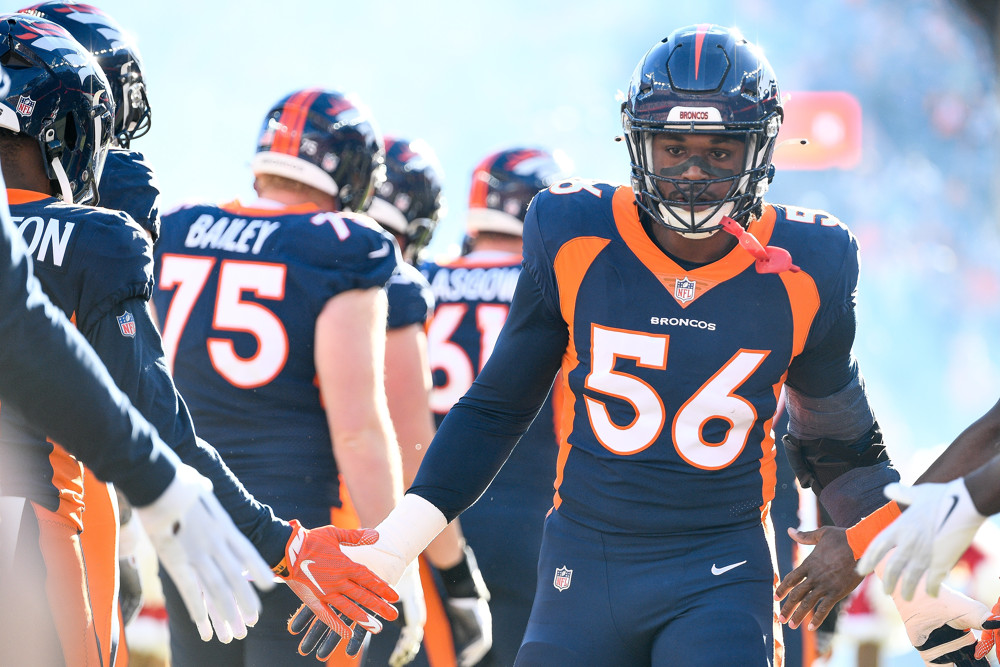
[625,113,780,238]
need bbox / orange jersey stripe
[550,236,609,509]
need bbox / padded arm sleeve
[408,269,567,521]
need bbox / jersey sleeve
[98,149,162,242]
[0,201,177,505]
[89,295,292,564]
[408,269,567,520]
[386,263,434,330]
[520,190,563,320]
[298,214,401,296]
[73,213,155,335]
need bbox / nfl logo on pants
[117,311,136,338]
[553,566,572,591]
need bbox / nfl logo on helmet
[553,566,572,591]
[674,277,696,303]
[117,311,136,337]
[16,95,35,116]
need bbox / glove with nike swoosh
[277,520,400,644]
[857,478,986,600]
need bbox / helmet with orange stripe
[367,136,445,263]
[252,89,384,213]
[622,24,783,237]
[19,2,151,149]
[466,147,570,238]
[0,13,114,205]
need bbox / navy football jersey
[152,200,399,526]
[0,189,152,510]
[524,182,856,535]
[98,148,161,242]
[412,181,860,540]
[386,261,433,330]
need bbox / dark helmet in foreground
[0,13,114,204]
[20,2,151,148]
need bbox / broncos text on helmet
[252,89,384,213]
[20,2,151,148]
[367,136,445,263]
[621,24,783,237]
[0,13,114,205]
[465,147,571,238]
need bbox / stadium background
[76,1,1000,665]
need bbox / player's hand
[857,479,986,600]
[388,560,426,667]
[775,525,863,630]
[277,520,399,642]
[135,463,275,643]
[890,580,993,667]
[974,595,1000,662]
[441,545,493,667]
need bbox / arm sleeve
[408,269,567,520]
[89,296,292,564]
[0,201,177,505]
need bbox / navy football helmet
[367,136,445,262]
[252,89,384,212]
[20,2,150,148]
[466,147,570,237]
[622,24,782,236]
[0,13,114,205]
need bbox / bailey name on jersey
[182,213,281,255]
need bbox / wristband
[846,500,901,560]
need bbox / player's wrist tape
[846,500,901,560]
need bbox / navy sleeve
[98,149,162,242]
[408,269,567,520]
[0,199,176,505]
[785,306,858,397]
[89,296,292,564]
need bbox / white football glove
[442,545,492,667]
[135,463,274,643]
[889,577,991,667]
[389,560,426,667]
[857,478,986,600]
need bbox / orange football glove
[975,594,1000,660]
[275,520,399,641]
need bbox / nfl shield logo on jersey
[117,311,136,338]
[16,95,35,116]
[674,277,696,303]
[553,566,573,591]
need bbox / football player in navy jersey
[418,147,567,667]
[152,89,420,665]
[20,2,161,243]
[362,136,492,667]
[301,25,1000,666]
[0,163,277,667]
[0,16,398,667]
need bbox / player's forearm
[963,451,1000,516]
[915,398,1000,485]
[335,427,405,526]
[423,521,465,569]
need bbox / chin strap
[720,216,800,274]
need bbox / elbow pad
[781,422,888,494]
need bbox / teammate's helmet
[622,24,782,235]
[0,13,114,205]
[367,136,445,261]
[252,89,384,213]
[466,147,570,237]
[19,2,151,148]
